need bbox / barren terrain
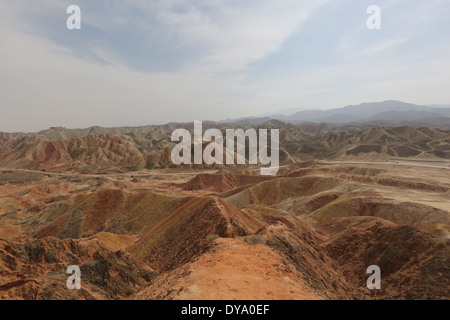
[0,125,449,300]
[0,161,449,299]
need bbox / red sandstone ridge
[321,217,450,299]
[1,136,449,300]
[182,173,276,193]
[135,237,325,300]
[0,134,147,172]
[1,125,450,174]
[0,237,156,300]
[127,197,264,272]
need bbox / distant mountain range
[223,100,450,127]
[1,121,450,173]
[1,101,450,138]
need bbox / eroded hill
[1,124,450,173]
[1,158,449,299]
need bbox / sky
[1,0,450,132]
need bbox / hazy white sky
[1,0,450,132]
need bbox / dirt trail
[136,238,323,300]
[324,160,450,169]
[0,167,220,178]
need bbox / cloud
[0,0,449,132]
[3,0,330,73]
[358,38,407,57]
[0,0,331,132]
[147,0,330,72]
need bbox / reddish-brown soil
[0,155,449,300]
